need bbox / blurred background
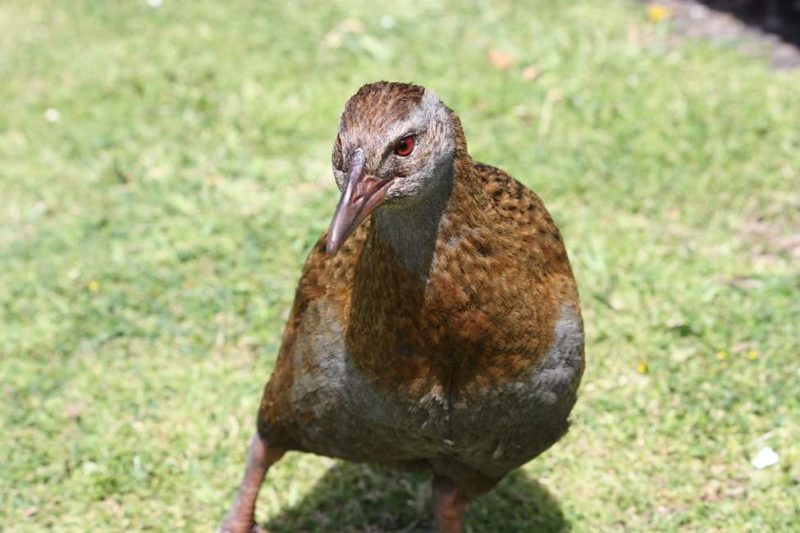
[1,0,798,531]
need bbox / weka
[219,81,585,533]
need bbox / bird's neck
[373,173,452,281]
[371,153,483,281]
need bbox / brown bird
[219,81,585,533]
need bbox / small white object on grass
[751,446,780,469]
[146,0,162,7]
[379,15,395,29]
[43,108,60,122]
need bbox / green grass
[2,0,799,530]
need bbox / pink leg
[433,475,469,533]
[218,433,284,533]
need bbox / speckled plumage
[221,82,585,533]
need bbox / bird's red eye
[394,136,415,157]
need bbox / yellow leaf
[647,5,671,23]
[488,49,513,70]
[521,66,539,81]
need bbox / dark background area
[704,0,800,45]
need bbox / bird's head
[326,82,460,254]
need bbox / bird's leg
[218,433,285,533]
[432,475,469,533]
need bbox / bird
[219,81,585,533]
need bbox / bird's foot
[217,516,267,533]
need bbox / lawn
[1,0,799,531]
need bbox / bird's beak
[326,149,391,255]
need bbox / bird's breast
[278,296,583,466]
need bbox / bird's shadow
[265,461,569,532]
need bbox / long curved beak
[326,149,391,255]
